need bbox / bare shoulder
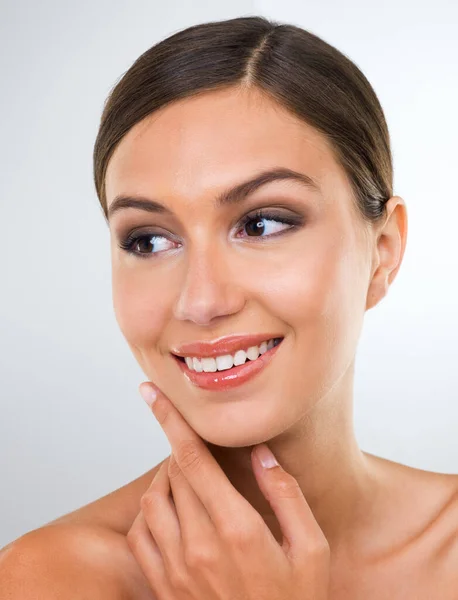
[0,458,167,598]
[0,523,155,599]
[428,473,458,574]
[377,453,458,537]
[48,458,169,534]
[371,454,458,577]
[409,470,458,593]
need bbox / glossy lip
[171,333,284,359]
[172,338,284,392]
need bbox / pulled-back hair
[93,16,392,224]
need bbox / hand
[126,382,330,600]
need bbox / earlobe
[365,196,408,310]
[365,278,386,311]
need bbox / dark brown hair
[93,16,392,224]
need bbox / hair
[93,16,393,225]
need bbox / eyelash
[118,209,304,259]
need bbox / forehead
[105,86,347,209]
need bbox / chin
[181,397,292,449]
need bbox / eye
[236,209,302,239]
[118,233,176,259]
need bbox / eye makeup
[117,206,306,259]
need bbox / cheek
[266,237,344,328]
[111,262,171,368]
[269,234,367,385]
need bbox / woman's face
[105,86,375,447]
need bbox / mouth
[173,337,282,366]
[172,337,284,392]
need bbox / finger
[127,511,172,599]
[139,382,248,528]
[140,458,185,576]
[167,453,216,552]
[251,444,330,563]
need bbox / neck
[206,363,378,552]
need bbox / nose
[173,243,245,326]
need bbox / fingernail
[139,385,157,408]
[256,444,279,469]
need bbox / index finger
[140,383,248,525]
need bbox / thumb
[251,443,328,561]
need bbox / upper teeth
[183,338,278,372]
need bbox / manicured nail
[139,385,157,408]
[256,444,279,469]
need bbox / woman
[1,15,457,599]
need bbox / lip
[172,338,284,391]
[171,333,284,359]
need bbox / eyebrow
[107,166,321,221]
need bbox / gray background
[1,0,457,548]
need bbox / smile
[172,337,284,392]
[181,337,281,372]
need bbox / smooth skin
[1,85,458,599]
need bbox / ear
[366,196,408,311]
